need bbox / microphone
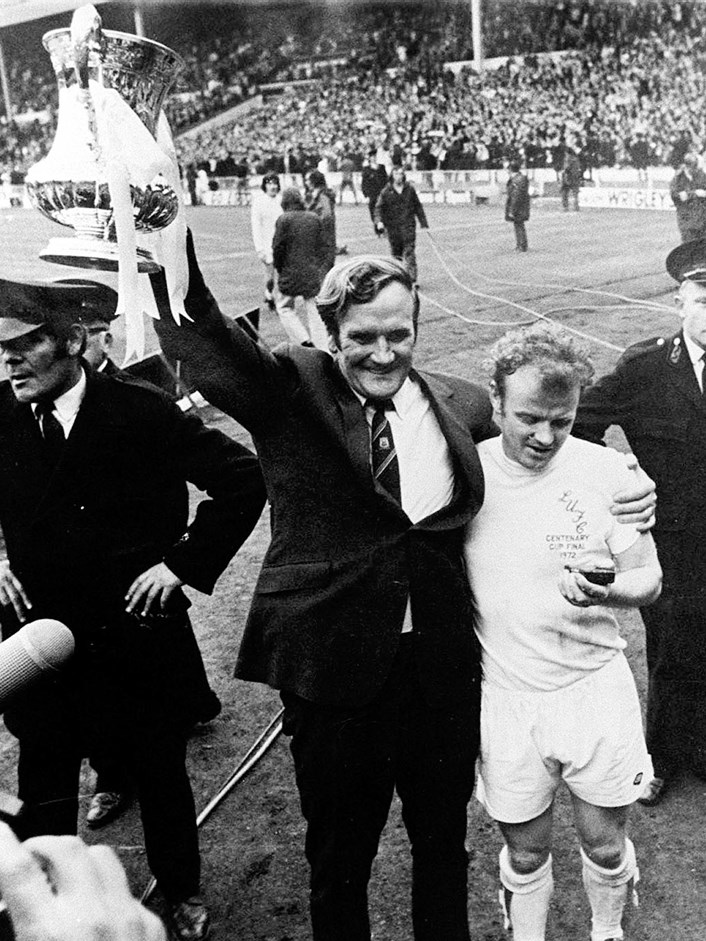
[0,619,75,712]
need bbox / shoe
[637,776,667,806]
[168,897,210,941]
[86,791,127,829]
[194,690,221,725]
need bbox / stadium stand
[0,0,702,186]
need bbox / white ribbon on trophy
[91,84,189,363]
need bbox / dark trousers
[388,229,419,282]
[15,708,200,903]
[4,611,205,904]
[561,185,580,210]
[642,531,706,778]
[513,221,528,251]
[281,637,479,941]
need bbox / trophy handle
[71,4,103,150]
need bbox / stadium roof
[0,0,111,30]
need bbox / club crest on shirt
[379,437,391,449]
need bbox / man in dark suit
[505,159,531,252]
[374,167,429,283]
[0,278,266,941]
[573,238,706,808]
[154,237,655,941]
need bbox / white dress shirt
[682,332,706,392]
[32,368,87,438]
[357,376,456,632]
[360,377,455,523]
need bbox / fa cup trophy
[25,4,184,273]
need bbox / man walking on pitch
[374,167,429,283]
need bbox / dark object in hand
[579,569,615,586]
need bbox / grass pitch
[0,199,703,941]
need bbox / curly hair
[485,321,594,401]
[316,255,419,342]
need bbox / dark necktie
[36,400,65,463]
[368,399,401,503]
[702,353,706,396]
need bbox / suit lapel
[415,369,483,478]
[329,368,374,492]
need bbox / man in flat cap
[573,238,706,807]
[48,278,223,833]
[0,278,266,940]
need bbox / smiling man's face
[330,280,417,402]
[491,363,580,470]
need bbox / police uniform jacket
[573,331,706,538]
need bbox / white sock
[580,838,639,941]
[498,845,553,941]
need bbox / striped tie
[368,399,401,503]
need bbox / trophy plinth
[25,5,184,271]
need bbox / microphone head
[0,619,74,712]
[19,619,75,671]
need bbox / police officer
[573,238,706,805]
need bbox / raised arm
[151,229,291,431]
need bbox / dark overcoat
[0,371,265,739]
[505,171,531,223]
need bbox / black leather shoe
[86,791,127,829]
[637,776,668,806]
[168,897,210,941]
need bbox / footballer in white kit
[464,323,662,941]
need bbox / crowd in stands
[0,0,701,183]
